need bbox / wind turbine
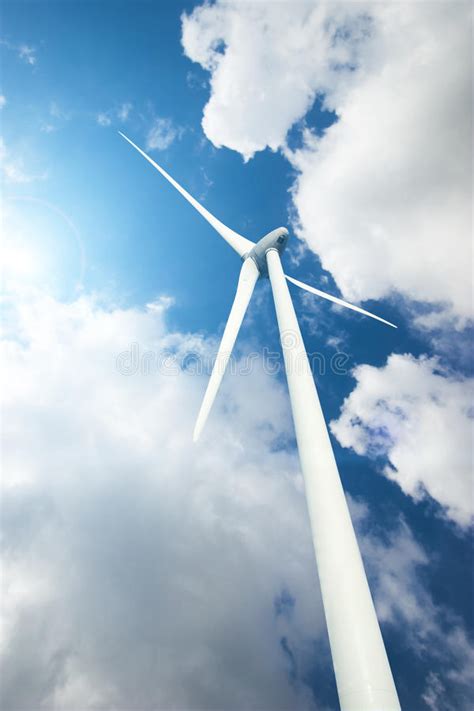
[119,132,400,711]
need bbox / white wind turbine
[119,132,400,711]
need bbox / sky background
[1,2,473,710]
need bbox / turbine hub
[246,227,289,276]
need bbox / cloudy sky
[1,1,472,710]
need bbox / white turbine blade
[286,275,397,328]
[193,258,259,442]
[119,132,255,257]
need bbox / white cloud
[96,112,112,127]
[117,102,132,121]
[1,40,37,66]
[39,102,72,133]
[2,282,473,708]
[288,2,472,324]
[182,1,472,323]
[49,101,71,121]
[331,354,474,527]
[181,1,366,161]
[0,95,6,109]
[0,286,324,710]
[40,123,56,134]
[352,504,474,711]
[18,43,36,65]
[0,137,46,184]
[95,104,132,127]
[146,116,180,151]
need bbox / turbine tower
[119,132,400,711]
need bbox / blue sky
[1,2,473,710]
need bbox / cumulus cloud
[18,43,36,65]
[288,2,472,324]
[1,40,38,66]
[2,284,473,709]
[0,137,46,183]
[96,103,133,127]
[0,94,6,109]
[331,354,474,527]
[1,286,325,710]
[40,102,72,133]
[49,101,71,121]
[182,1,472,323]
[146,116,181,152]
[96,111,112,127]
[352,502,474,711]
[181,1,367,161]
[117,101,132,122]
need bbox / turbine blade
[193,258,259,442]
[119,132,255,257]
[285,275,397,328]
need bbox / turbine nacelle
[246,227,289,276]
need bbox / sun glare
[1,197,85,295]
[2,242,44,281]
